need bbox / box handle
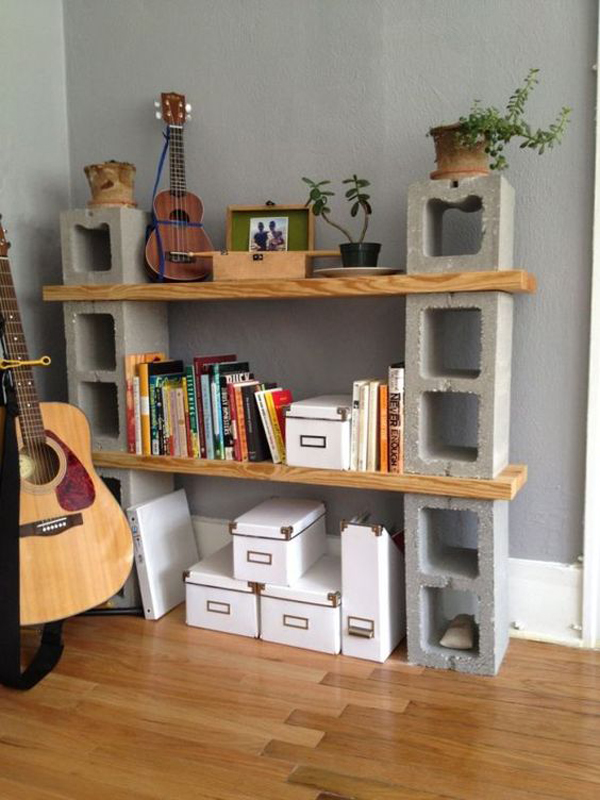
[207,600,231,615]
[348,616,375,638]
[247,550,273,565]
[283,614,309,630]
[300,435,327,449]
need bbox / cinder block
[99,468,175,609]
[406,175,514,273]
[404,494,509,676]
[63,301,169,451]
[60,207,150,284]
[404,291,513,478]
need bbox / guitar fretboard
[169,125,187,195]
[0,254,45,444]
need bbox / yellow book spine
[265,391,285,462]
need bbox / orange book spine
[235,386,249,461]
[379,383,389,473]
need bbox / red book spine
[228,382,242,461]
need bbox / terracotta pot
[84,161,137,207]
[429,123,490,181]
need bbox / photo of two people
[249,217,288,252]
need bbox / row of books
[350,363,404,474]
[124,353,292,462]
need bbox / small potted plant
[303,175,381,267]
[429,68,571,180]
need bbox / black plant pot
[339,242,381,268]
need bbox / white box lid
[232,497,326,540]
[262,554,341,606]
[185,543,253,593]
[286,394,352,422]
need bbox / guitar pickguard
[46,430,95,512]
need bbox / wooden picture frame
[226,204,314,252]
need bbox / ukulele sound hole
[166,208,194,263]
[19,443,61,486]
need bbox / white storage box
[185,543,259,638]
[285,395,352,470]
[260,555,342,654]
[341,520,406,662]
[231,497,326,586]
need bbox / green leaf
[301,177,313,184]
[310,188,320,201]
[345,188,358,198]
[350,202,359,217]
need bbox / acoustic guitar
[145,92,214,281]
[0,221,133,626]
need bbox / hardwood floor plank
[288,764,453,799]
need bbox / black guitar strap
[0,378,64,690]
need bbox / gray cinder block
[404,494,509,676]
[406,175,514,273]
[98,467,175,609]
[61,207,150,285]
[63,301,169,451]
[404,291,513,478]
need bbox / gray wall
[61,0,596,561]
[0,0,70,400]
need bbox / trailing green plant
[302,175,373,243]
[434,68,571,170]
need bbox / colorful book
[138,354,166,455]
[125,352,163,453]
[211,361,250,459]
[357,381,370,472]
[184,365,200,457]
[194,354,236,458]
[388,362,405,474]
[350,379,370,471]
[243,383,274,462]
[231,381,258,461]
[147,360,184,455]
[268,389,292,462]
[255,388,281,463]
[133,375,142,455]
[379,383,389,473]
[175,385,187,457]
[367,380,381,472]
[265,390,285,463]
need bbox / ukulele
[145,92,214,281]
[0,221,133,625]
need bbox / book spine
[236,386,249,461]
[220,377,233,460]
[176,385,188,457]
[265,391,285,462]
[149,376,159,455]
[155,382,165,455]
[201,374,215,459]
[185,367,199,457]
[256,392,280,463]
[388,365,405,474]
[228,383,242,461]
[379,383,389,473]
[133,375,142,455]
[350,380,363,471]
[139,363,152,455]
[194,363,207,458]
[124,355,137,453]
[243,385,262,462]
[166,385,176,456]
[367,381,380,472]
[211,366,223,459]
[357,382,370,472]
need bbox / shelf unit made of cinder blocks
[56,175,530,672]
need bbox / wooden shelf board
[92,452,527,500]
[44,270,536,302]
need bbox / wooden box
[212,251,311,281]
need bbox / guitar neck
[0,253,45,444]
[169,125,187,195]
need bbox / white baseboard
[192,516,586,649]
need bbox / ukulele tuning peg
[185,103,192,112]
[155,111,162,120]
[154,100,160,108]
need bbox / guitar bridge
[20,512,83,538]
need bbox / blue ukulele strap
[0,370,64,690]
[149,126,171,283]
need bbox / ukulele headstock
[154,92,192,124]
[0,217,10,258]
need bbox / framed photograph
[226,204,314,252]
[249,217,288,252]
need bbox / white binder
[127,489,199,620]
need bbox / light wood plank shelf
[44,269,536,303]
[92,452,527,500]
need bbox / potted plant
[303,175,381,267]
[429,68,571,180]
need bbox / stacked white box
[341,520,406,662]
[185,544,259,638]
[260,555,342,654]
[286,395,352,470]
[230,497,327,586]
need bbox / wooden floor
[2,608,600,800]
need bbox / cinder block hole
[79,382,119,438]
[422,307,482,378]
[75,313,116,370]
[72,224,112,272]
[420,507,479,579]
[101,476,122,505]
[421,586,480,657]
[421,391,479,463]
[424,196,483,257]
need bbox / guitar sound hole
[20,443,61,486]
